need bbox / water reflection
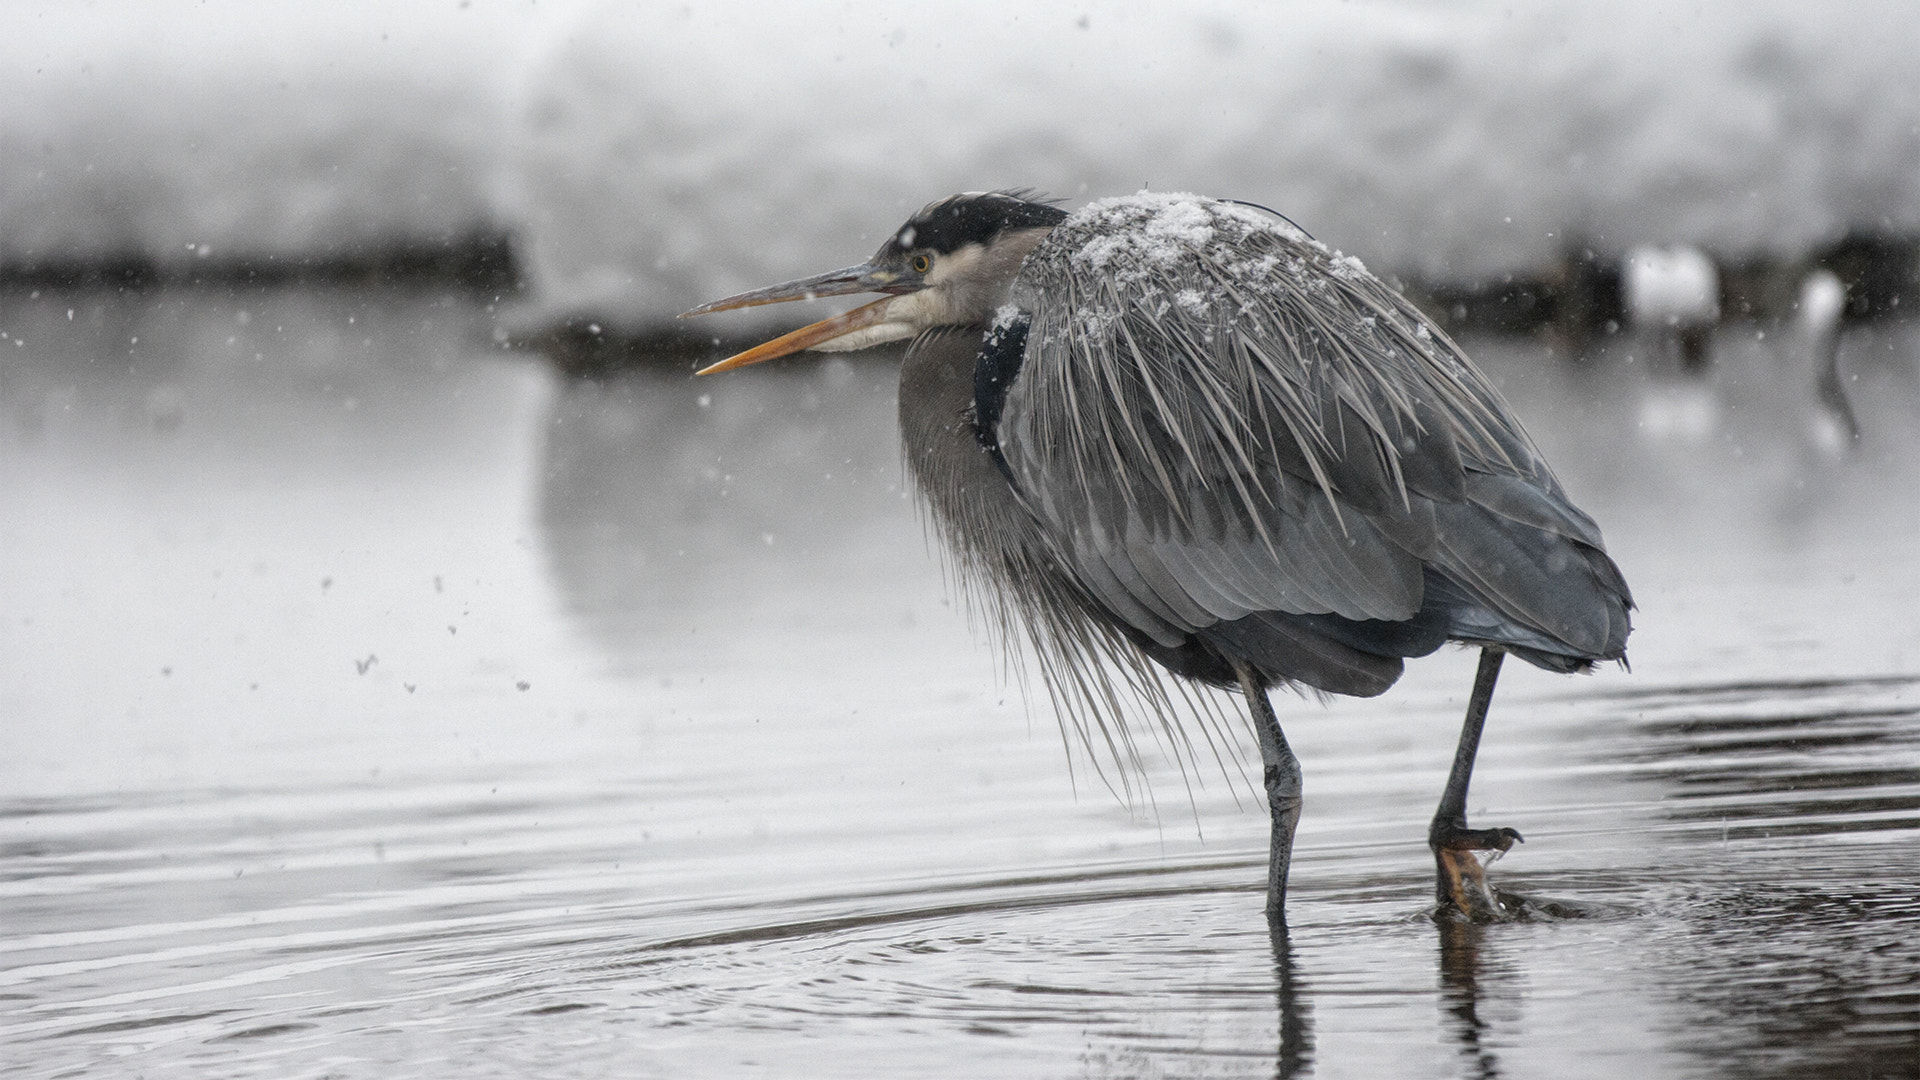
[1435,919,1509,1080]
[535,355,915,651]
[1269,923,1312,1079]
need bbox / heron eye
[911,253,932,275]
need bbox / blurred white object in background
[1796,267,1849,335]
[1796,267,1859,452]
[1623,244,1721,372]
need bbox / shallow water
[3,289,1918,1078]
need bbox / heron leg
[1429,649,1524,920]
[1236,663,1302,922]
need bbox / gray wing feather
[1033,462,1427,632]
[1068,518,1183,643]
[997,194,1627,670]
[1460,471,1605,548]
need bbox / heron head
[683,191,1067,373]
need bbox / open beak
[681,263,919,375]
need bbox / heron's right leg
[1429,649,1524,920]
[1236,663,1302,922]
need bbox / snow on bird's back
[1062,193,1317,283]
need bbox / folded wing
[993,195,1631,697]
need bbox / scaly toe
[1431,823,1524,854]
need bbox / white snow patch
[1070,194,1229,271]
[504,0,1920,324]
[1331,253,1371,281]
[1,2,577,269]
[1059,193,1316,297]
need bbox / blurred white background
[5,1,1916,325]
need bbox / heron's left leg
[1235,663,1302,922]
[1429,648,1524,919]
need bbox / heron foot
[1429,821,1523,921]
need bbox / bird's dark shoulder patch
[892,191,1068,256]
[973,310,1030,475]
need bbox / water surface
[3,289,1918,1077]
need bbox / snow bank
[5,1,1915,331]
[511,0,1920,325]
[0,2,565,270]
[3,72,498,267]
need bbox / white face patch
[877,287,953,329]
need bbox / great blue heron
[684,191,1633,921]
